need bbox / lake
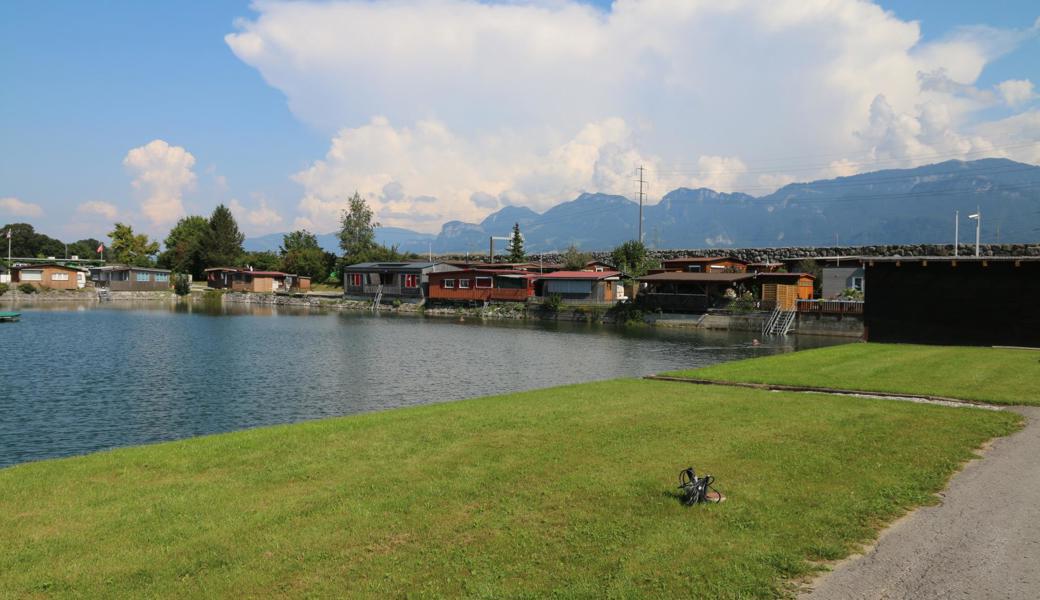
[0,301,850,467]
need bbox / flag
[97,243,104,253]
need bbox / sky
[1,0,1038,242]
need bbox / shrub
[0,283,7,296]
[543,293,562,313]
[730,291,758,313]
[173,274,191,296]
[392,298,402,308]
[839,288,864,301]
[18,283,37,294]
[608,300,645,325]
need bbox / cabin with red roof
[537,270,627,304]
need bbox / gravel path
[801,406,1040,600]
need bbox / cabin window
[21,270,42,281]
[475,277,492,289]
[136,272,151,282]
[349,273,363,287]
[459,279,471,289]
[852,277,864,291]
[403,273,419,288]
[51,272,70,281]
[687,265,703,272]
[155,273,169,282]
[443,279,455,289]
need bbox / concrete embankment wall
[794,313,864,338]
[652,310,864,338]
[0,289,176,303]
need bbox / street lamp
[967,208,981,257]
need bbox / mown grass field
[664,343,1040,405]
[0,379,1019,598]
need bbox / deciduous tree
[158,215,209,279]
[108,223,159,266]
[338,192,379,265]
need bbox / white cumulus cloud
[76,201,119,220]
[227,0,1040,230]
[230,196,284,231]
[997,79,1037,108]
[0,196,44,217]
[123,139,197,228]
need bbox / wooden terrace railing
[797,299,864,315]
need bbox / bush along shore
[220,291,642,324]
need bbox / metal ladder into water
[372,285,383,310]
[762,307,797,336]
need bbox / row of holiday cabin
[5,264,170,291]
[3,264,310,293]
[342,261,626,305]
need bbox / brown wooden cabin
[637,272,755,312]
[583,260,616,272]
[91,266,172,291]
[12,263,88,290]
[747,262,784,273]
[536,270,626,304]
[427,269,538,304]
[658,256,748,273]
[205,268,308,293]
[637,270,815,313]
[755,272,815,310]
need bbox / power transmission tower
[637,165,646,244]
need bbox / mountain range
[245,158,1040,254]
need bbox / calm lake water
[0,301,850,467]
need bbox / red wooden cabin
[427,269,538,303]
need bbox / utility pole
[952,209,960,255]
[637,165,646,244]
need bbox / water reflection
[0,301,849,467]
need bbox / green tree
[201,204,244,268]
[158,216,209,279]
[561,244,591,270]
[338,192,379,265]
[1,223,64,258]
[280,229,329,281]
[239,251,282,271]
[108,223,159,266]
[67,238,103,260]
[610,240,658,277]
[507,222,525,262]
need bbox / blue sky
[1,0,1038,241]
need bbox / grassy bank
[664,343,1040,405]
[0,379,1017,598]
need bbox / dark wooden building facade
[864,257,1040,346]
[427,269,538,303]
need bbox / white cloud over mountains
[227,0,1040,232]
[123,139,197,229]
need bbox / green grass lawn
[0,380,1018,598]
[663,343,1040,405]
